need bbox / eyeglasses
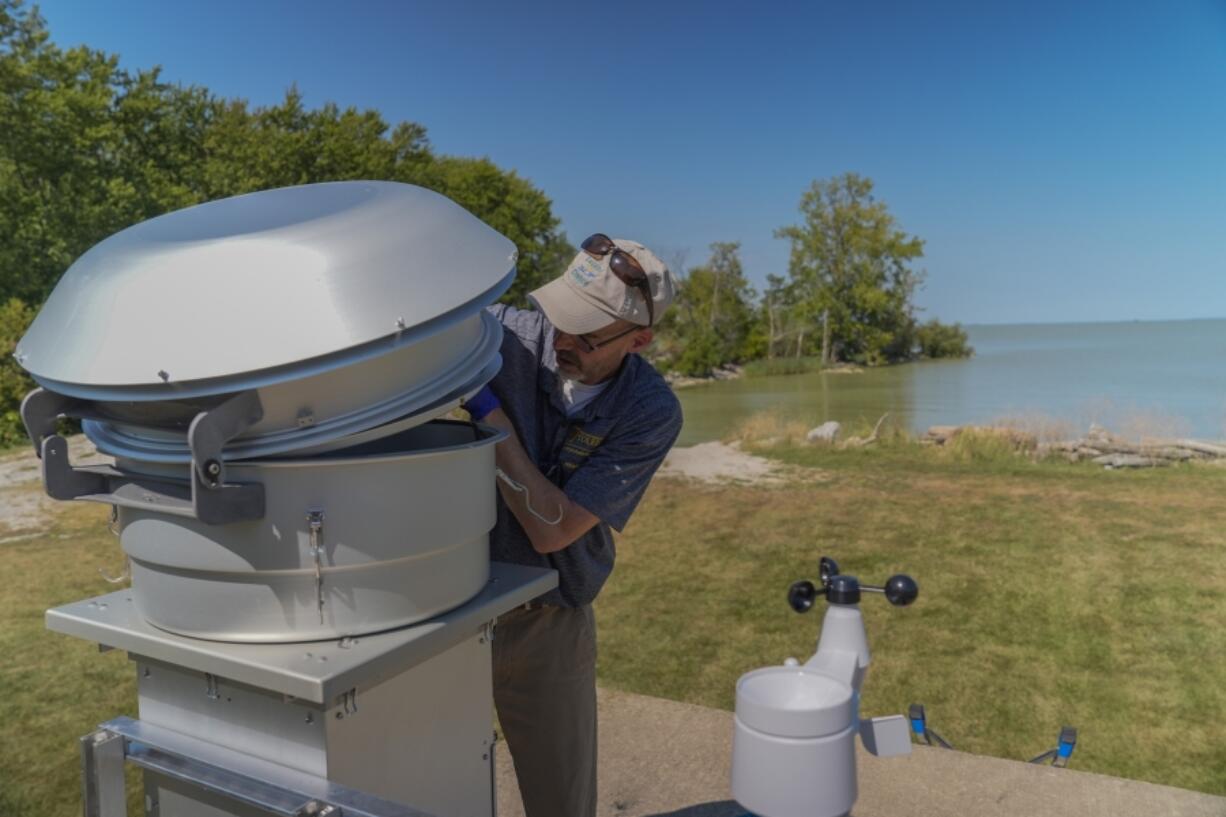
[574,323,640,353]
[580,233,655,328]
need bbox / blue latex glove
[463,385,501,422]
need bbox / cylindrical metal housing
[117,421,504,643]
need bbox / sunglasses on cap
[580,233,655,328]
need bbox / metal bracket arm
[21,387,265,525]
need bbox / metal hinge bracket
[205,673,221,701]
[308,510,326,624]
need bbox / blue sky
[34,0,1226,324]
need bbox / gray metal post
[81,729,127,817]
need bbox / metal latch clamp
[308,510,326,623]
[21,387,266,525]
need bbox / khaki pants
[493,604,597,817]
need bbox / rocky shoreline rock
[789,419,1226,468]
[664,361,870,390]
[923,422,1226,469]
[664,364,744,389]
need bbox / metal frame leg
[82,729,128,817]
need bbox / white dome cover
[17,181,517,392]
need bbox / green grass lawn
[597,440,1226,796]
[2,441,1225,813]
[0,489,139,815]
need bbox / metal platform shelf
[48,561,556,704]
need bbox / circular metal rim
[83,314,503,462]
[112,420,508,477]
[735,666,854,738]
[242,357,501,459]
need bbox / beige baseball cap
[528,238,676,335]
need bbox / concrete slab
[497,688,1226,817]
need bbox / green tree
[0,297,34,445]
[198,90,429,197]
[196,90,573,302]
[0,0,573,430]
[0,0,570,307]
[0,0,212,303]
[415,156,573,303]
[775,173,924,365]
[657,242,757,375]
[757,272,808,359]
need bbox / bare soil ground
[657,440,825,485]
[0,436,110,536]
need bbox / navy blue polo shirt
[485,304,683,607]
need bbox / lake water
[674,319,1226,446]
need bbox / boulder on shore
[1093,454,1169,469]
[806,421,841,444]
[664,364,744,390]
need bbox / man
[463,234,682,817]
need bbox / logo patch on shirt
[571,430,604,448]
[560,428,605,470]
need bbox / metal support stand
[82,729,128,817]
[51,562,557,817]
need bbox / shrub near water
[916,319,973,359]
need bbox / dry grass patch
[724,409,811,447]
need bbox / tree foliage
[0,0,571,432]
[769,172,971,365]
[916,319,973,359]
[0,0,571,439]
[757,272,808,359]
[656,242,757,376]
[775,172,925,364]
[0,1,209,304]
[0,0,570,309]
[0,297,33,445]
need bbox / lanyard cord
[495,467,564,525]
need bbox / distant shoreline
[962,315,1226,329]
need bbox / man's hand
[462,385,501,422]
